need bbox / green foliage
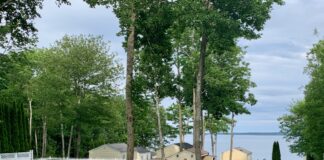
[178,42,256,118]
[307,154,316,160]
[134,0,175,98]
[0,52,32,102]
[279,101,308,155]
[279,40,324,160]
[0,35,134,157]
[174,0,283,52]
[0,102,30,153]
[204,46,256,118]
[0,0,70,51]
[205,116,230,134]
[303,40,324,159]
[0,1,41,51]
[166,104,193,135]
[28,35,123,157]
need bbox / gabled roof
[89,143,127,152]
[136,146,150,153]
[109,143,128,152]
[235,147,252,155]
[89,143,150,153]
[203,155,215,160]
[185,147,209,156]
[174,142,193,149]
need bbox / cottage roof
[203,155,215,160]
[186,147,209,156]
[136,146,150,153]
[235,147,252,155]
[109,143,128,152]
[89,143,150,153]
[174,142,193,149]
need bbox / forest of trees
[279,40,324,160]
[0,0,283,159]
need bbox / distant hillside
[215,132,282,136]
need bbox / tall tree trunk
[194,32,207,160]
[67,125,74,158]
[192,87,196,150]
[210,130,214,156]
[192,88,196,116]
[61,123,65,158]
[126,6,136,160]
[35,130,38,157]
[60,112,65,158]
[229,113,235,160]
[214,133,218,159]
[76,96,81,158]
[155,89,165,160]
[178,102,184,151]
[176,57,184,152]
[28,98,32,142]
[41,117,47,158]
[76,126,81,158]
[201,110,205,150]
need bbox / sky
[35,0,324,132]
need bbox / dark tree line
[0,102,30,153]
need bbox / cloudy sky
[35,0,324,132]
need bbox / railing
[36,158,124,160]
[0,150,33,160]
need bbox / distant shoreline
[215,132,282,136]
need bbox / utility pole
[229,113,235,160]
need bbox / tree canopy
[279,40,324,160]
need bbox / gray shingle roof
[108,143,127,152]
[89,143,150,153]
[174,142,193,149]
[136,146,150,153]
[186,147,209,156]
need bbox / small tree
[272,141,281,160]
[272,141,277,160]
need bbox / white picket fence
[0,151,125,160]
[35,157,125,160]
[0,150,33,160]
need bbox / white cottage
[89,143,151,160]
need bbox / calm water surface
[169,134,302,160]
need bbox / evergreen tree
[272,141,281,160]
[0,103,4,152]
[0,102,30,153]
[272,141,277,160]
